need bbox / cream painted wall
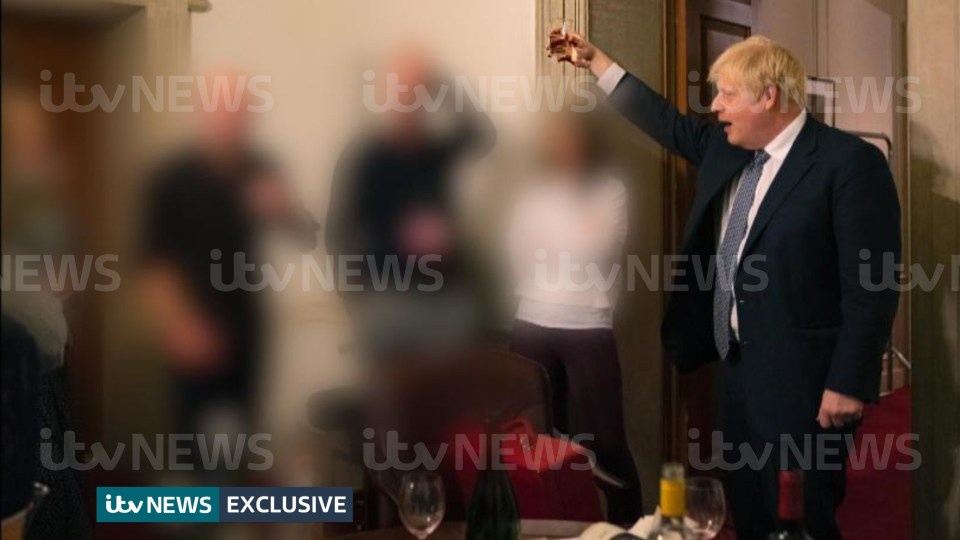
[190,0,539,472]
[589,0,665,515]
[825,0,895,139]
[756,0,897,144]
[908,1,960,538]
[191,0,536,227]
[101,0,196,449]
[754,0,818,74]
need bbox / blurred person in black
[2,72,92,539]
[1,315,40,525]
[141,70,317,445]
[326,48,495,363]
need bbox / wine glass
[397,472,445,539]
[685,477,726,539]
[548,17,576,57]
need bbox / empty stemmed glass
[685,476,726,539]
[548,17,576,58]
[397,471,445,539]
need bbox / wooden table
[1,508,27,540]
[336,519,591,539]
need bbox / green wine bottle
[466,420,520,540]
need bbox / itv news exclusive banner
[96,487,353,523]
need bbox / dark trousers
[721,344,849,540]
[509,320,642,524]
[173,370,255,436]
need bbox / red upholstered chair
[450,416,603,522]
[364,348,604,525]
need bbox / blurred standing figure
[327,48,495,362]
[506,110,641,524]
[141,70,316,442]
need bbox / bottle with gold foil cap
[649,462,690,540]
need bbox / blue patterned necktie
[713,150,771,359]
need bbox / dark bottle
[466,420,520,540]
[766,469,814,540]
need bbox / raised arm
[549,29,718,166]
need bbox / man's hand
[167,313,226,377]
[399,207,451,257]
[817,389,864,429]
[140,265,226,377]
[245,173,291,222]
[546,28,614,78]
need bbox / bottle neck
[485,431,497,470]
[777,470,804,529]
[663,515,685,527]
[483,421,505,472]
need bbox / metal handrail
[846,129,894,162]
[882,344,912,394]
[888,345,911,370]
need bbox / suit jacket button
[738,299,746,304]
[741,340,750,346]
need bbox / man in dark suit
[549,33,901,539]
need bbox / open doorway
[1,3,170,535]
[2,0,144,450]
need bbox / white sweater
[507,175,628,329]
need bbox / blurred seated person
[326,48,495,364]
[506,108,642,524]
[1,74,91,539]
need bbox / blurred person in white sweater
[507,108,641,524]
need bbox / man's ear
[762,85,780,111]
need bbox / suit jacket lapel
[685,147,752,245]
[740,117,820,258]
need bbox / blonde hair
[708,36,806,109]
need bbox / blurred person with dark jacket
[326,49,495,363]
[141,70,317,445]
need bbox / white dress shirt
[718,109,806,337]
[596,63,807,338]
[596,63,627,96]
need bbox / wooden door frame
[2,0,195,446]
[98,0,196,447]
[660,0,686,464]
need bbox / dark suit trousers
[722,344,850,540]
[509,320,642,525]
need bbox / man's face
[383,48,433,137]
[542,113,587,173]
[195,71,251,149]
[710,74,772,149]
